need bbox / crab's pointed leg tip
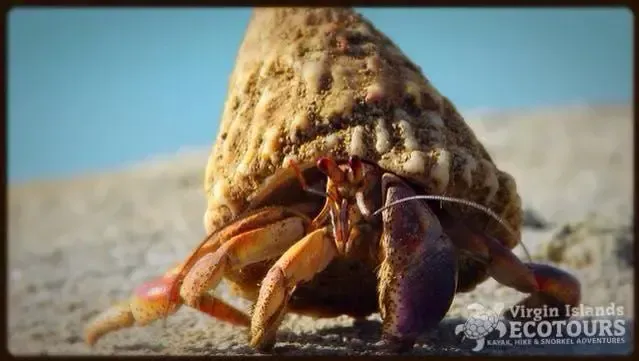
[249,330,276,353]
[502,262,581,321]
[84,331,97,347]
[377,336,416,354]
[83,301,136,346]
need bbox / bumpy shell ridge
[204,7,522,248]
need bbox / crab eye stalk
[317,157,346,184]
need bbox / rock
[535,213,633,270]
[522,207,550,229]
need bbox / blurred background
[7,7,632,184]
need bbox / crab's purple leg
[435,209,539,294]
[482,236,580,320]
[377,173,458,352]
[436,209,580,320]
[504,263,581,321]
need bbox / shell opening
[288,158,333,200]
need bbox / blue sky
[7,8,632,183]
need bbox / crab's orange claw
[377,173,458,353]
[503,263,581,321]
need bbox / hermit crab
[84,7,581,352]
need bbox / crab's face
[310,156,383,255]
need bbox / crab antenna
[287,158,332,200]
[371,195,532,262]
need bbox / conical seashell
[204,7,521,251]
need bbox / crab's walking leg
[84,207,309,346]
[436,208,581,320]
[249,227,337,351]
[435,209,538,294]
[377,173,458,352]
[84,272,249,345]
[481,236,580,319]
[504,263,581,320]
[179,215,307,308]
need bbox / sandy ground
[8,103,634,355]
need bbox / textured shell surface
[204,7,522,249]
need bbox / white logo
[454,302,507,351]
[455,302,628,352]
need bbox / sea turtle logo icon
[455,302,508,352]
